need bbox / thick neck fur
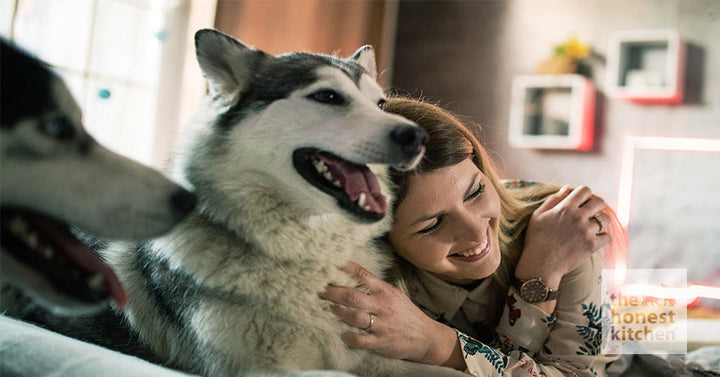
[197,175,389,262]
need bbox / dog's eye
[378,99,386,110]
[308,90,344,105]
[41,117,76,140]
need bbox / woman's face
[389,158,502,286]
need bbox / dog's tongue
[25,215,127,309]
[318,154,387,214]
[54,228,127,308]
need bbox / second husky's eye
[40,117,76,140]
[308,90,345,105]
[378,99,386,110]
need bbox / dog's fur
[97,30,468,377]
[0,38,196,315]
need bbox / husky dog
[99,29,468,377]
[0,39,196,315]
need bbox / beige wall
[391,0,719,209]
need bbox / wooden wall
[214,0,395,84]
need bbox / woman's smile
[389,158,502,285]
[448,228,491,262]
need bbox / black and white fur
[0,39,196,315]
[100,30,468,377]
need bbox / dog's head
[0,39,196,314]
[185,29,425,224]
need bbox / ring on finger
[361,313,375,332]
[591,214,605,232]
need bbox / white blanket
[0,315,196,377]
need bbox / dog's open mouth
[293,148,386,223]
[0,208,126,310]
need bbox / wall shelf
[508,74,595,151]
[606,29,685,104]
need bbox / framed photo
[508,74,595,151]
[606,29,685,103]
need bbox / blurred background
[2,0,718,348]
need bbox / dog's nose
[391,125,427,155]
[170,188,197,218]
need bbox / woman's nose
[454,212,488,242]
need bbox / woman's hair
[383,96,563,291]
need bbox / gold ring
[591,214,604,232]
[362,313,375,332]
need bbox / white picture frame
[508,74,595,151]
[606,29,685,104]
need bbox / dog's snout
[391,125,427,155]
[171,188,197,217]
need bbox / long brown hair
[383,97,563,291]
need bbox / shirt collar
[408,268,495,320]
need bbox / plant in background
[536,37,591,75]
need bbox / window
[2,0,214,167]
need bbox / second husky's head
[183,29,425,224]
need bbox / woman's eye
[308,90,345,105]
[418,217,442,235]
[467,183,486,200]
[40,117,76,140]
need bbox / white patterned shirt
[403,252,618,376]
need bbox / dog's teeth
[323,172,333,181]
[40,246,54,260]
[87,273,105,290]
[8,216,28,236]
[25,232,39,249]
[357,193,366,208]
[363,205,371,211]
[313,159,328,173]
[333,180,341,187]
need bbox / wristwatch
[511,276,559,303]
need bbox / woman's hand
[515,185,612,289]
[319,262,465,370]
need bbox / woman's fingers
[536,185,571,212]
[320,285,372,310]
[342,330,377,350]
[339,261,384,292]
[590,212,614,234]
[560,186,594,208]
[544,187,609,232]
[329,303,375,332]
[593,231,612,250]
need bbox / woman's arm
[321,262,616,377]
[514,185,611,314]
[319,262,466,370]
[495,253,619,376]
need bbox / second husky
[101,30,468,377]
[0,38,196,315]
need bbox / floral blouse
[404,251,618,376]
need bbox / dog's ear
[195,29,268,105]
[350,45,377,81]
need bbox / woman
[320,97,624,376]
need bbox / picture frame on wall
[606,29,685,104]
[508,74,595,151]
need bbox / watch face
[520,279,548,303]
